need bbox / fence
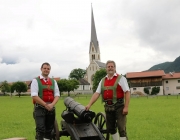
[131,94,180,99]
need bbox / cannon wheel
[94,112,110,140]
[52,119,60,140]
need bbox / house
[74,78,93,94]
[162,72,180,95]
[126,70,165,95]
[126,70,180,95]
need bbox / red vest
[33,77,55,104]
[102,75,124,100]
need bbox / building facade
[162,72,180,95]
[126,70,180,95]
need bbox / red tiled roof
[126,70,166,78]
[24,81,31,85]
[162,72,180,79]
[53,77,60,81]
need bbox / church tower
[89,6,101,63]
[85,5,105,90]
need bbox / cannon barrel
[62,97,95,123]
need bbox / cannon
[51,97,110,140]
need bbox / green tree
[69,68,86,80]
[57,79,79,96]
[0,81,11,95]
[151,86,160,95]
[144,87,150,94]
[11,81,28,97]
[92,69,106,92]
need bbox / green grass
[0,95,180,140]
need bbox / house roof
[126,70,166,78]
[53,77,60,81]
[24,81,31,85]
[79,78,90,85]
[162,72,180,79]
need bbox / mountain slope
[148,56,180,73]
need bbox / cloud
[0,0,180,82]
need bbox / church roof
[94,60,106,68]
[89,6,99,53]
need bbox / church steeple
[89,5,100,63]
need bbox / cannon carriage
[51,97,110,140]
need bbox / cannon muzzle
[61,97,95,123]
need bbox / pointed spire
[90,5,99,52]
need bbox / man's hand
[85,104,91,111]
[44,103,54,111]
[85,92,100,111]
[122,106,128,115]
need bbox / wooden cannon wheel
[94,112,110,140]
[51,119,60,140]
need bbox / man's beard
[108,71,114,74]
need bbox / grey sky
[0,0,180,82]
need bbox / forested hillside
[148,56,180,73]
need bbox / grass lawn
[0,95,180,140]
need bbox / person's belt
[34,103,45,108]
[117,98,124,104]
[104,98,124,105]
[105,100,114,105]
[34,102,51,108]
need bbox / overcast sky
[0,0,180,82]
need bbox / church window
[92,47,94,52]
[93,66,94,71]
[92,54,95,60]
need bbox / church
[84,6,106,90]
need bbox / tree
[151,86,160,95]
[11,81,28,97]
[69,68,86,80]
[92,69,106,92]
[144,87,150,94]
[57,79,79,96]
[0,81,11,95]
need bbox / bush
[151,86,160,95]
[144,87,150,94]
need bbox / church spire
[89,5,100,62]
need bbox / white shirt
[96,73,130,94]
[31,75,60,97]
